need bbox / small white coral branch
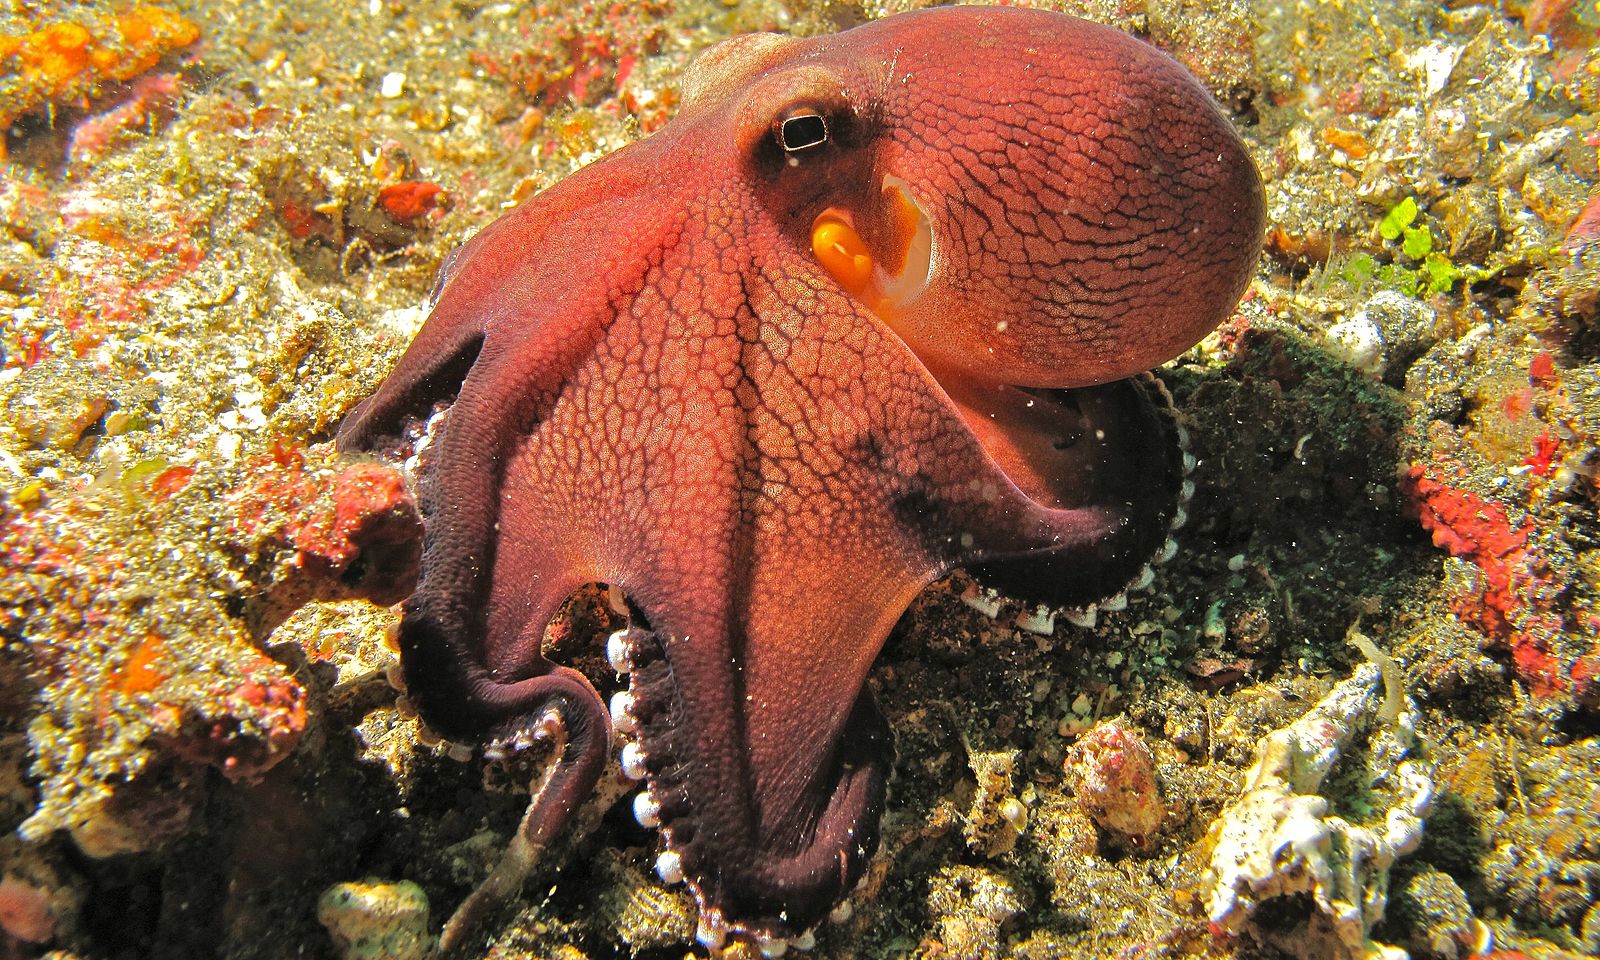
[1205,654,1436,960]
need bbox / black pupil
[780,113,827,152]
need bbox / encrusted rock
[1479,738,1600,934]
[317,878,432,960]
[1064,718,1164,846]
[926,865,1027,960]
[1205,660,1435,959]
[963,748,1028,858]
[226,449,421,634]
[1391,866,1487,960]
[1323,290,1436,381]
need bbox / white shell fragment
[1014,605,1055,635]
[1062,605,1097,629]
[1324,312,1386,375]
[961,587,1003,618]
[1205,657,1435,959]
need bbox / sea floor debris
[1205,651,1439,960]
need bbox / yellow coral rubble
[0,5,199,128]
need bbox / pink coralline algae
[2,495,313,855]
[166,668,308,779]
[468,0,677,141]
[65,71,183,166]
[1400,466,1596,707]
[225,445,421,633]
[40,181,206,355]
[0,447,417,860]
[0,875,54,945]
[1064,718,1165,845]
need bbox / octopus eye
[778,110,828,153]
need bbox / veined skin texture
[338,4,1263,948]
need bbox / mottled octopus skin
[337,5,1262,945]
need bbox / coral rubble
[1206,660,1437,959]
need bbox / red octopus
[338,6,1262,952]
